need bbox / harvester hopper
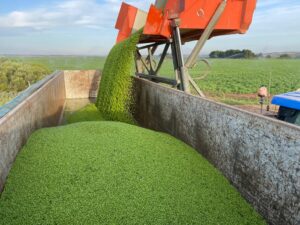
[115,0,257,96]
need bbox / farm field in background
[7,56,106,71]
[160,58,300,105]
[2,56,300,106]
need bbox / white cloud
[0,0,152,30]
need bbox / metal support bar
[136,42,171,76]
[171,19,190,93]
[136,50,151,73]
[185,0,227,68]
[137,73,178,86]
[137,42,164,50]
[148,47,156,73]
[154,43,170,75]
[170,40,180,88]
[135,51,144,74]
[187,74,205,97]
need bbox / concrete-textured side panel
[0,72,66,192]
[133,78,300,225]
[64,70,100,99]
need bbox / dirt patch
[204,92,278,117]
[225,93,258,99]
[233,104,278,117]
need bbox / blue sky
[0,0,299,55]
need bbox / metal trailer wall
[0,71,66,192]
[64,70,101,99]
[0,70,100,192]
[133,77,300,225]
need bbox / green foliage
[0,92,16,106]
[96,31,142,123]
[0,59,50,92]
[0,121,266,225]
[279,54,291,59]
[0,57,8,64]
[209,49,256,58]
[0,74,8,91]
[65,104,103,124]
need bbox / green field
[7,56,106,71]
[163,59,300,94]
[3,56,300,105]
[160,58,300,104]
[0,119,266,225]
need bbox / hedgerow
[0,59,50,92]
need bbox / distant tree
[209,49,256,59]
[209,51,224,58]
[266,55,272,59]
[279,54,291,59]
[225,49,242,58]
[242,49,256,58]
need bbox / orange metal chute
[143,0,257,42]
[115,2,148,43]
[115,3,138,43]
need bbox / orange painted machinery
[115,0,257,95]
[116,0,256,43]
[115,2,147,43]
